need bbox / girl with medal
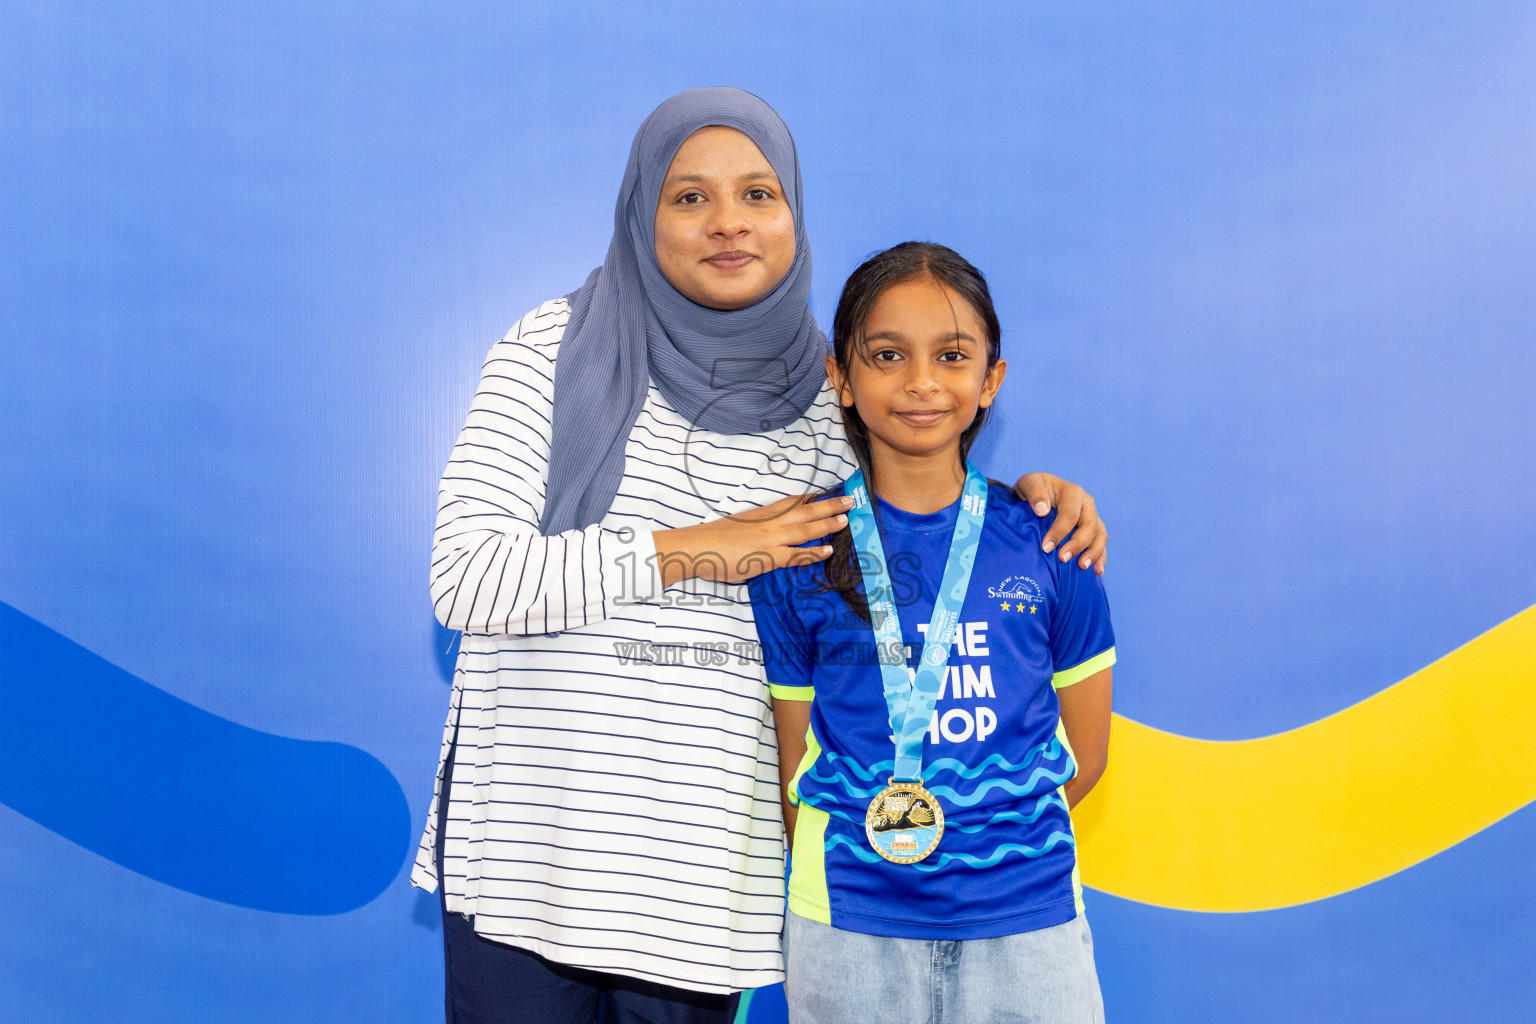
[417,91,1114,1024]
[750,242,1116,1023]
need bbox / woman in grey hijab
[416,87,1108,1024]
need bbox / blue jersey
[748,482,1115,939]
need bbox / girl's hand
[1013,473,1108,574]
[652,494,853,587]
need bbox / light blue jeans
[784,911,1105,1024]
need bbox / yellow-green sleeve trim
[1052,646,1116,690]
[769,683,815,701]
[786,725,823,807]
[787,801,832,925]
[1054,720,1086,916]
[1065,794,1086,916]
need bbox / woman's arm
[1014,473,1108,574]
[1058,667,1113,808]
[431,304,657,634]
[653,495,850,587]
[434,303,852,635]
[772,697,812,852]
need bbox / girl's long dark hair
[818,241,1003,621]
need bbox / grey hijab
[539,87,828,535]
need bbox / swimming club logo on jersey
[989,575,1044,615]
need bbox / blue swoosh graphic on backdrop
[0,601,412,915]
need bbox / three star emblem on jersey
[988,575,1043,615]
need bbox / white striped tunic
[411,298,856,993]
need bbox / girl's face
[653,126,796,311]
[828,274,1007,466]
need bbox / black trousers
[435,737,741,1024]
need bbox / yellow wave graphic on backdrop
[1072,603,1536,911]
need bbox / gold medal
[865,780,944,864]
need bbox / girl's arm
[772,697,812,852]
[1058,667,1113,808]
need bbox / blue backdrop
[3,2,1534,1021]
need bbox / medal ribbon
[845,463,988,784]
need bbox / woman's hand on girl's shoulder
[1012,473,1108,574]
[652,493,854,587]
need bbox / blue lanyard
[845,463,988,783]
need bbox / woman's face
[653,126,796,311]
